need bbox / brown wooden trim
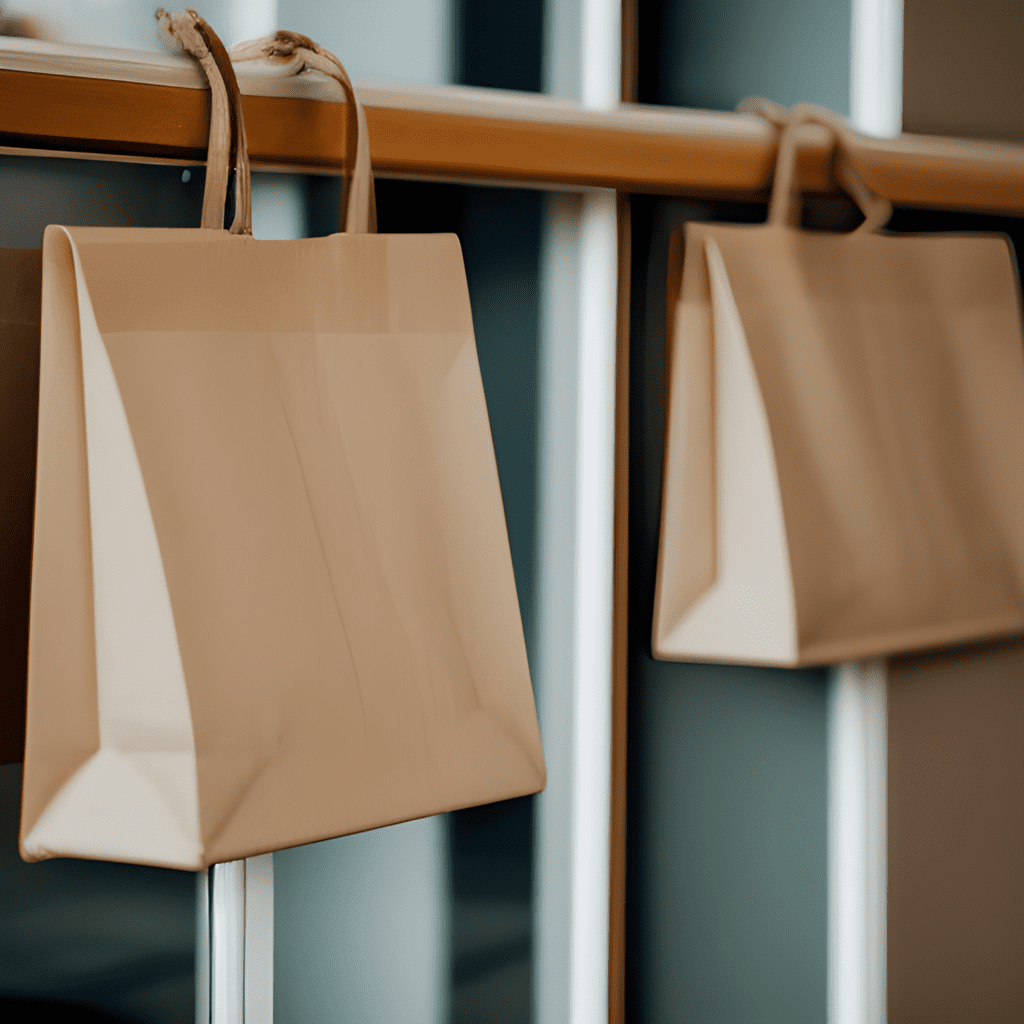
[889,638,1024,1021]
[620,0,639,105]
[608,189,631,1024]
[0,68,347,164]
[5,67,1024,212]
[609,6,637,1017]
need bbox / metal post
[833,5,903,1021]
[198,856,275,1024]
[211,860,246,1024]
[244,854,274,1024]
[828,660,888,1024]
[534,3,620,1022]
[196,869,211,1024]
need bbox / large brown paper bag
[653,103,1024,668]
[20,15,544,870]
[0,248,40,765]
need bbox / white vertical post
[224,0,277,49]
[211,860,246,1024]
[534,192,582,1024]
[202,854,273,1024]
[828,661,887,1024]
[569,188,619,1024]
[196,869,211,1024]
[244,854,275,1024]
[850,0,904,138]
[535,3,620,1023]
[833,6,903,1024]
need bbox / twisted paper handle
[740,98,892,233]
[230,31,376,234]
[157,8,252,234]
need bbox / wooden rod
[3,65,1024,212]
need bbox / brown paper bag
[0,248,40,765]
[20,16,544,870]
[654,103,1024,668]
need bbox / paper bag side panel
[20,229,99,845]
[23,229,203,869]
[656,237,799,665]
[714,227,1024,662]
[653,226,719,652]
[0,249,41,765]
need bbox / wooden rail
[3,39,1024,212]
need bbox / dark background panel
[637,0,850,112]
[455,0,545,92]
[0,764,195,1024]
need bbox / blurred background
[1,2,1021,1023]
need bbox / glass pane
[2,1,454,84]
[1,0,180,50]
[638,0,851,111]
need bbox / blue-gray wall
[649,0,850,113]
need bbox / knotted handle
[230,32,376,234]
[157,8,252,235]
[740,98,892,234]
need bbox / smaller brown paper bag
[654,103,1024,667]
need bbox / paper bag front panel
[656,222,1024,667]
[23,228,544,868]
[719,226,1024,663]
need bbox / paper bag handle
[740,99,893,234]
[229,32,377,234]
[157,8,252,235]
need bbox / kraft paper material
[655,220,1024,666]
[19,14,544,869]
[654,104,1024,667]
[20,225,545,869]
